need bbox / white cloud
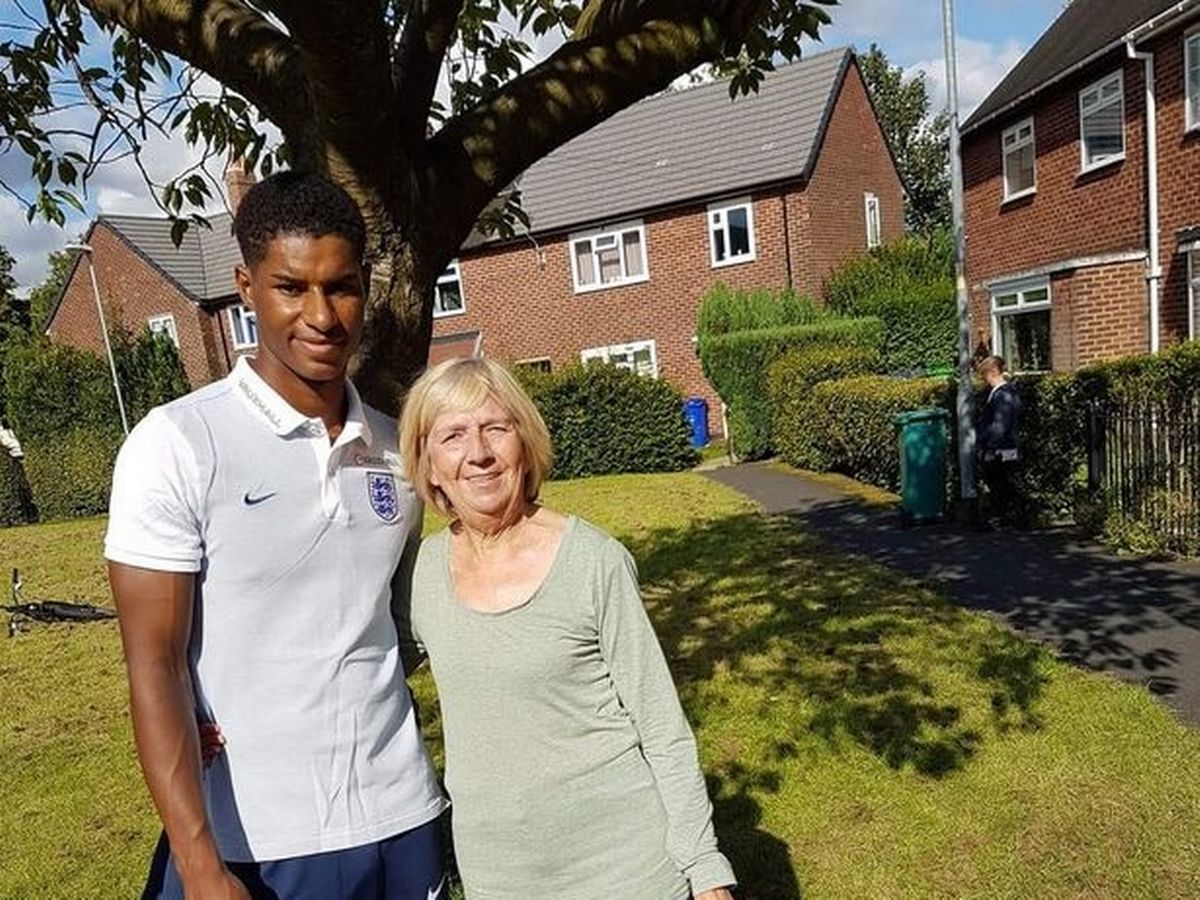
[911,37,1027,118]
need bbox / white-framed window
[228,303,258,349]
[708,198,756,267]
[990,278,1051,372]
[1001,118,1036,200]
[434,260,466,318]
[147,313,179,348]
[1079,71,1125,171]
[569,221,648,292]
[514,357,552,374]
[1186,31,1200,131]
[581,339,658,377]
[864,193,882,249]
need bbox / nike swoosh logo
[427,875,447,900]
[243,491,277,506]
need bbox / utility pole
[66,243,130,436]
[941,0,977,518]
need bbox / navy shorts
[142,815,448,900]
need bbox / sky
[0,0,1069,294]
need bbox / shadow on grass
[623,512,1048,897]
[629,513,1046,776]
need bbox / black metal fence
[1088,398,1200,555]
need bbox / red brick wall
[436,62,903,436]
[801,59,906,296]
[47,224,224,387]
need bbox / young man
[106,172,448,900]
[977,354,1024,526]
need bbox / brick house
[435,47,903,429]
[961,0,1200,372]
[47,48,902,433]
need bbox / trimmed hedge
[0,456,35,526]
[824,233,956,372]
[802,375,952,492]
[768,345,883,469]
[2,329,190,522]
[696,282,828,339]
[698,317,885,459]
[22,428,123,520]
[519,363,697,480]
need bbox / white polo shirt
[105,357,447,862]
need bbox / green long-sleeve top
[402,516,736,899]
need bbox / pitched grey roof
[512,47,853,236]
[963,0,1187,133]
[101,212,240,302]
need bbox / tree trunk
[349,237,437,416]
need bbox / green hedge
[824,233,956,372]
[2,329,190,522]
[22,428,123,520]
[768,345,883,469]
[698,317,885,459]
[696,282,828,339]
[0,456,35,526]
[803,375,952,492]
[519,364,697,480]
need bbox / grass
[2,473,1200,898]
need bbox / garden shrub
[698,317,885,459]
[22,427,123,520]
[768,345,883,469]
[696,282,828,339]
[518,363,697,479]
[805,375,952,492]
[824,233,956,372]
[2,328,189,521]
[0,455,36,526]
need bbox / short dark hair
[234,171,366,266]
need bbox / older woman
[397,358,736,900]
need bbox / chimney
[224,155,257,213]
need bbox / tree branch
[78,0,309,136]
[393,0,466,141]
[425,1,766,254]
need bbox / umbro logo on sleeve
[243,491,277,506]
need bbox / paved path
[706,462,1200,727]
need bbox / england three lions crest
[367,471,400,523]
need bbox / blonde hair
[398,358,553,515]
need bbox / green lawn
[2,473,1199,898]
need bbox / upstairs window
[570,222,648,292]
[1187,32,1200,131]
[434,261,466,318]
[1079,71,1125,171]
[864,193,882,248]
[147,314,179,348]
[708,199,756,267]
[1001,118,1036,200]
[229,303,258,349]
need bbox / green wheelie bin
[894,408,950,525]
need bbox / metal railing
[1088,397,1200,555]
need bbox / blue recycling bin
[683,397,709,448]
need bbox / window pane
[713,228,727,262]
[999,310,1051,371]
[434,279,463,314]
[727,207,751,257]
[608,349,634,371]
[1022,287,1049,305]
[993,293,1019,309]
[1006,142,1035,195]
[597,244,622,283]
[622,231,644,277]
[1082,97,1123,163]
[1189,38,1200,124]
[574,240,595,285]
[632,346,654,377]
